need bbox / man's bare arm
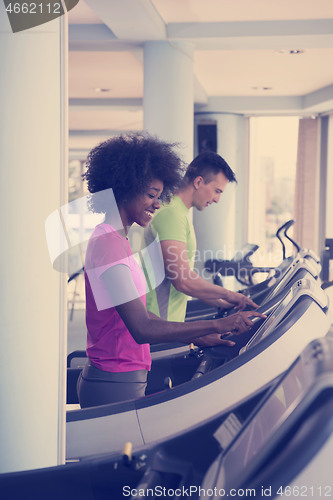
[160,240,257,310]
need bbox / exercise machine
[66,274,330,460]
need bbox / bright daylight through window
[248,116,299,270]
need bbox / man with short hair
[145,151,257,324]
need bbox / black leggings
[77,361,148,408]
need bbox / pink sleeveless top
[84,223,151,372]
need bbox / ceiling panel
[67,0,333,140]
[152,0,333,23]
[69,108,143,130]
[69,51,143,98]
[195,48,333,96]
[68,1,103,24]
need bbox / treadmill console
[231,244,259,263]
[263,256,320,304]
[241,277,329,353]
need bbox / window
[248,116,299,267]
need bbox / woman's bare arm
[101,265,265,346]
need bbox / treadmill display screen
[244,287,294,349]
[246,277,325,352]
[216,355,314,490]
[263,261,295,302]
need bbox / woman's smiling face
[125,179,164,227]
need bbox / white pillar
[325,115,333,281]
[143,41,194,164]
[0,8,67,473]
[325,116,333,238]
[193,113,248,282]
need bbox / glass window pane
[248,117,299,268]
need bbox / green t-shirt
[144,196,196,322]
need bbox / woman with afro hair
[77,133,265,407]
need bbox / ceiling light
[251,86,273,91]
[275,49,304,55]
[92,87,112,93]
[289,49,304,55]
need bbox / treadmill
[66,273,331,460]
[2,336,333,500]
[232,254,321,308]
[123,335,333,499]
[192,251,321,323]
[147,252,323,366]
[200,335,333,498]
[66,252,323,404]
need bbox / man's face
[192,171,229,211]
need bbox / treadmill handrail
[276,220,295,260]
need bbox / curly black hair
[83,133,185,214]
